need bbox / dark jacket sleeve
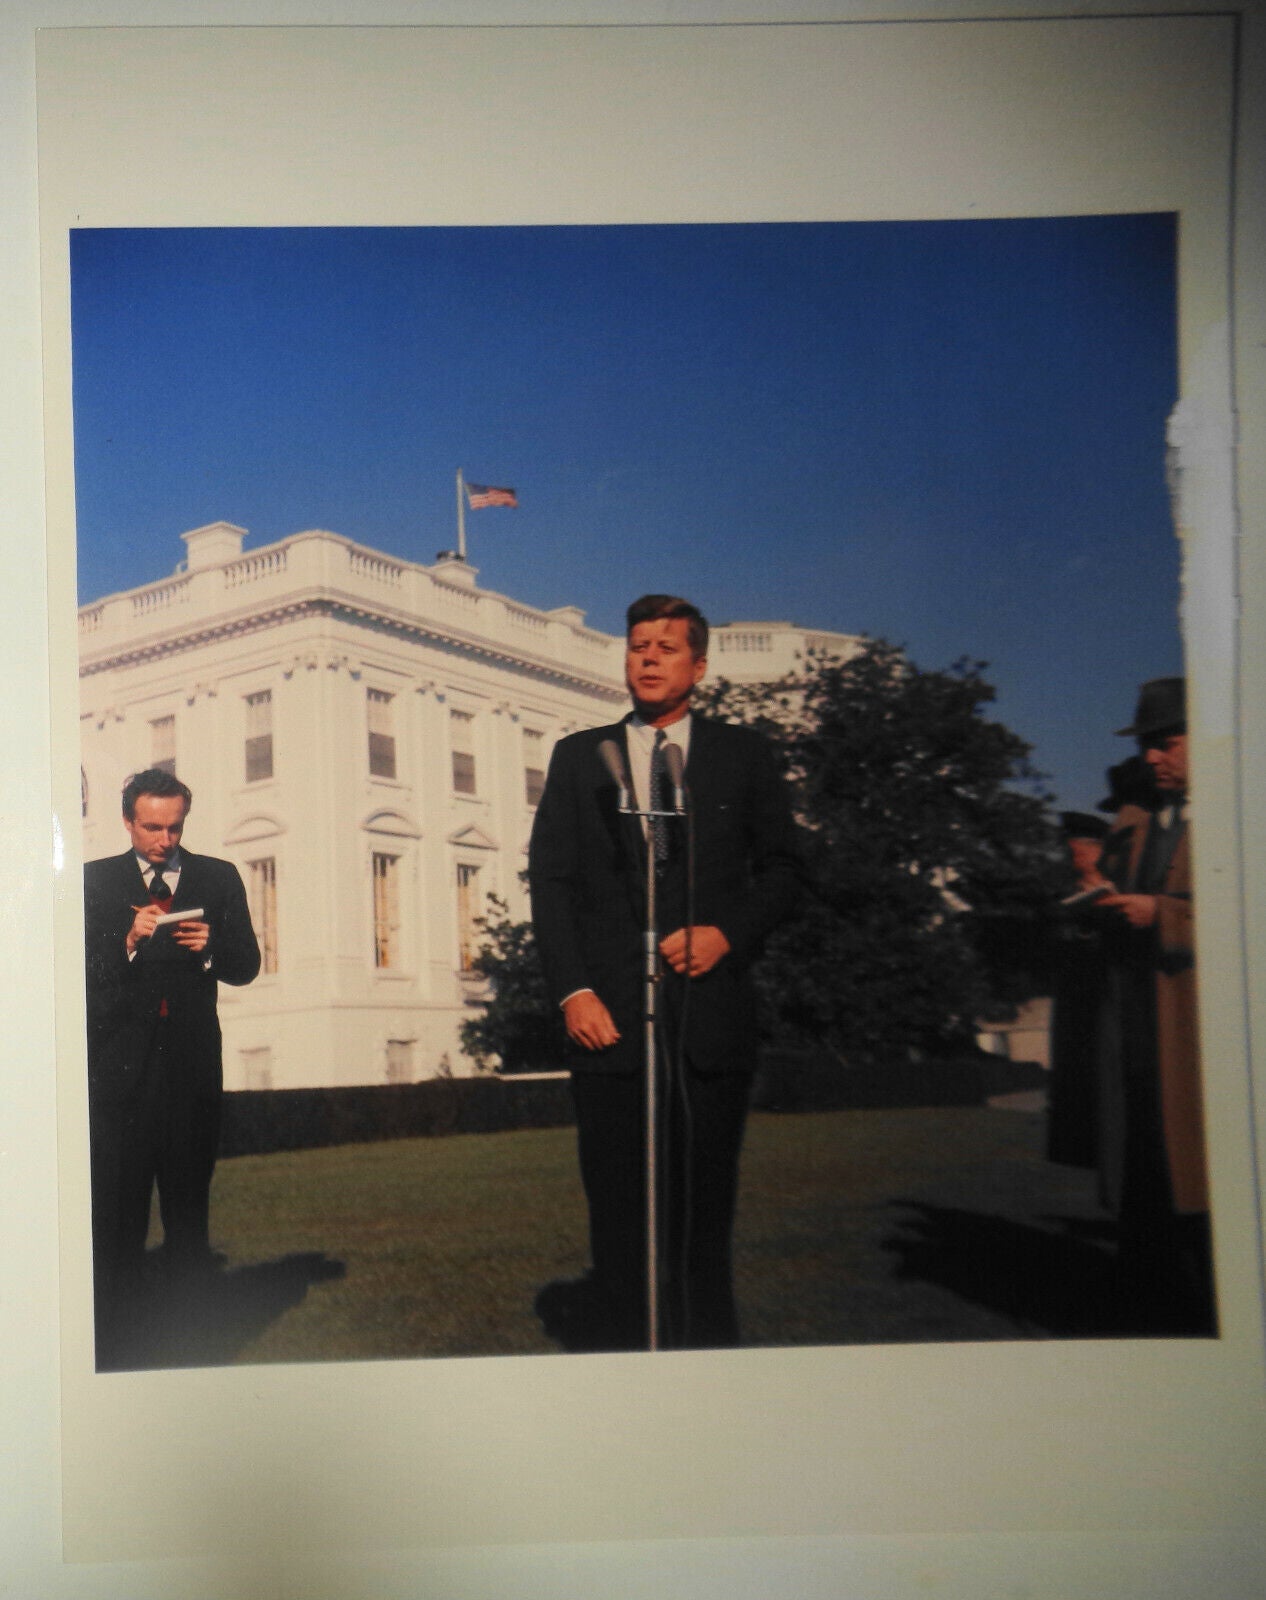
[528,737,595,1009]
[204,858,262,987]
[83,857,140,1029]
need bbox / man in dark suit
[529,595,803,1350]
[84,768,260,1361]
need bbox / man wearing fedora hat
[1092,676,1214,1330]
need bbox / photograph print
[71,217,1215,1370]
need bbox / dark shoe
[159,1245,228,1286]
[534,1275,643,1353]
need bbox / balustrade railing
[349,548,404,586]
[130,576,191,617]
[224,548,288,587]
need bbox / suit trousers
[90,1017,221,1292]
[570,1061,751,1349]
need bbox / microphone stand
[612,796,677,1352]
[640,818,662,1352]
[600,738,684,1353]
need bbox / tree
[458,891,557,1073]
[461,642,1063,1073]
[696,638,1064,1065]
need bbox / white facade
[79,522,625,1089]
[78,527,859,1089]
[709,620,863,683]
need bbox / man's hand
[1099,893,1158,930]
[172,918,210,954]
[563,990,621,1051]
[126,903,163,955]
[659,925,731,977]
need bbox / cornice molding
[79,595,624,701]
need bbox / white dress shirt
[558,714,692,1009]
[137,850,183,895]
[127,851,185,962]
[625,711,692,825]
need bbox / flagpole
[455,468,467,562]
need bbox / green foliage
[461,644,1063,1071]
[696,638,1064,1063]
[458,892,559,1074]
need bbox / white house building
[709,620,862,683]
[78,520,862,1089]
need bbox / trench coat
[1097,802,1206,1216]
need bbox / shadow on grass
[101,1252,347,1372]
[882,1202,1214,1339]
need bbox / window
[245,690,273,782]
[372,851,401,968]
[451,710,476,795]
[246,856,278,975]
[456,862,482,971]
[523,728,546,807]
[367,688,397,779]
[150,714,176,776]
[385,1039,415,1084]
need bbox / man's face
[123,794,189,865]
[626,617,706,725]
[1068,836,1104,878]
[1143,732,1188,794]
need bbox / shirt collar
[137,849,182,879]
[628,710,692,746]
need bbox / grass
[119,1101,1153,1369]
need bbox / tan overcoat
[1101,802,1206,1214]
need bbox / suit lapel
[119,851,147,898]
[170,852,202,913]
[612,721,652,925]
[1152,813,1187,890]
[683,715,706,793]
[682,714,726,811]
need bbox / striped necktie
[649,730,670,867]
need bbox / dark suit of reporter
[529,596,803,1347]
[84,769,260,1354]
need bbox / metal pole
[644,845,660,1352]
[456,468,467,562]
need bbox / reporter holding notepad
[83,768,260,1365]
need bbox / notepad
[153,907,205,927]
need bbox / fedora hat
[1060,810,1111,841]
[1116,676,1186,739]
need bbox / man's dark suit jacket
[84,849,261,1103]
[528,714,803,1075]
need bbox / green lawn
[130,1104,1158,1369]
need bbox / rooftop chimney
[180,521,247,572]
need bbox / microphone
[663,741,686,814]
[598,739,632,812]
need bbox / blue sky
[70,219,1181,812]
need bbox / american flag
[465,482,518,509]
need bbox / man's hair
[625,594,709,660]
[121,768,193,820]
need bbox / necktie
[147,872,174,1018]
[649,730,670,867]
